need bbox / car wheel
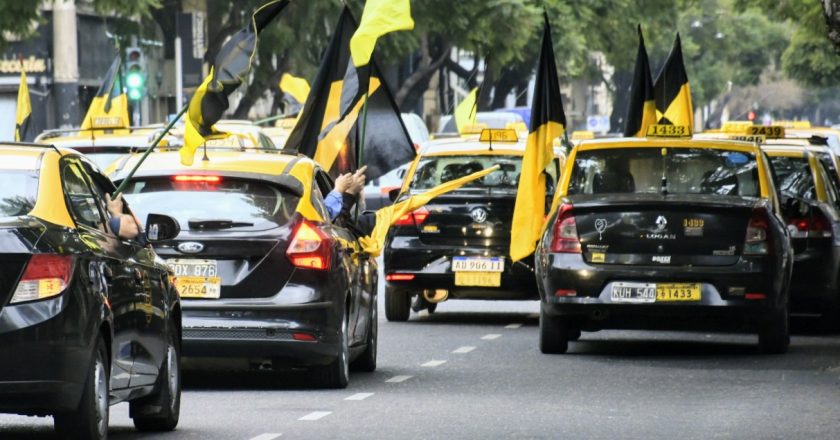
[385,285,411,322]
[539,303,569,354]
[131,324,181,432]
[54,335,109,440]
[319,309,350,388]
[351,296,378,372]
[758,305,790,354]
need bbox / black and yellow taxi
[108,149,378,388]
[35,126,176,171]
[383,129,565,321]
[0,143,182,439]
[535,128,793,354]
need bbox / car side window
[62,162,106,231]
[309,171,331,220]
[817,160,840,210]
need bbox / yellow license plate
[173,276,221,299]
[656,283,700,301]
[455,272,501,287]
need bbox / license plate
[611,282,701,303]
[455,272,501,287]
[656,283,701,301]
[451,257,504,272]
[167,259,221,299]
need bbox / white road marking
[249,434,282,440]
[421,360,447,367]
[452,346,475,354]
[481,334,502,340]
[505,323,523,329]
[345,392,375,401]
[386,375,413,383]
[298,411,332,421]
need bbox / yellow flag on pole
[349,0,414,67]
[360,165,499,257]
[15,71,32,142]
[454,88,478,134]
[279,73,311,105]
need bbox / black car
[0,144,181,440]
[536,139,793,354]
[383,137,564,321]
[114,150,378,388]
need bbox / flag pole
[113,103,189,196]
[355,67,372,218]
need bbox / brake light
[10,254,74,304]
[286,220,331,270]
[385,273,415,281]
[787,211,832,238]
[744,208,771,255]
[394,206,429,227]
[173,175,221,183]
[550,204,581,253]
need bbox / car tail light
[744,208,771,255]
[385,273,415,281]
[550,204,581,253]
[173,175,222,183]
[286,220,331,270]
[787,211,832,238]
[10,254,74,304]
[394,206,429,227]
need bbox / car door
[81,161,165,387]
[60,157,135,390]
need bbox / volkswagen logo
[470,207,488,224]
[177,242,205,254]
[654,215,668,232]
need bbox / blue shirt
[324,190,343,220]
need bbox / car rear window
[123,177,298,231]
[568,147,760,197]
[0,171,38,217]
[769,156,815,200]
[410,155,558,194]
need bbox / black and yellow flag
[15,70,32,142]
[80,57,129,131]
[653,33,693,131]
[286,6,415,180]
[510,14,566,263]
[624,25,656,137]
[182,0,289,166]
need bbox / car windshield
[768,156,815,200]
[0,171,38,218]
[410,155,557,194]
[123,177,298,231]
[568,147,760,197]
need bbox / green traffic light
[126,72,144,89]
[128,88,143,100]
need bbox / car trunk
[567,194,755,266]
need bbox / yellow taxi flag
[349,0,414,67]
[182,72,214,166]
[454,88,478,134]
[653,33,694,132]
[279,73,311,105]
[80,57,130,131]
[360,165,500,257]
[15,70,32,142]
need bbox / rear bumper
[537,253,787,331]
[788,246,840,311]
[0,295,90,415]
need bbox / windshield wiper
[188,218,255,230]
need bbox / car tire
[385,285,411,322]
[318,310,350,388]
[351,296,378,372]
[539,303,569,354]
[54,335,109,440]
[131,325,181,432]
[758,306,790,354]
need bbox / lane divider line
[345,392,375,401]
[452,346,476,354]
[249,434,282,440]
[505,323,523,329]
[385,375,413,383]
[421,360,447,367]
[481,334,502,340]
[298,411,332,421]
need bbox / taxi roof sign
[505,121,528,132]
[728,134,766,143]
[479,128,519,143]
[775,120,811,129]
[747,125,785,139]
[572,130,595,140]
[721,121,754,133]
[646,124,691,138]
[461,123,488,135]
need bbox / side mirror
[388,188,401,202]
[146,214,180,242]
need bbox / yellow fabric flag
[15,71,31,142]
[182,72,216,166]
[454,88,478,134]
[350,0,414,67]
[279,73,311,105]
[80,57,130,131]
[315,78,381,171]
[360,165,499,257]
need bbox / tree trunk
[823,1,840,52]
[608,69,632,135]
[477,64,495,111]
[491,67,518,109]
[394,34,452,108]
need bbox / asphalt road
[2,299,840,439]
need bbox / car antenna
[202,141,210,162]
[660,147,668,195]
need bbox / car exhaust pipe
[423,289,449,303]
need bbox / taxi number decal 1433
[646,124,691,137]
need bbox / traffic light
[124,46,145,101]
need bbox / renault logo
[470,207,488,224]
[655,215,668,232]
[177,242,205,254]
